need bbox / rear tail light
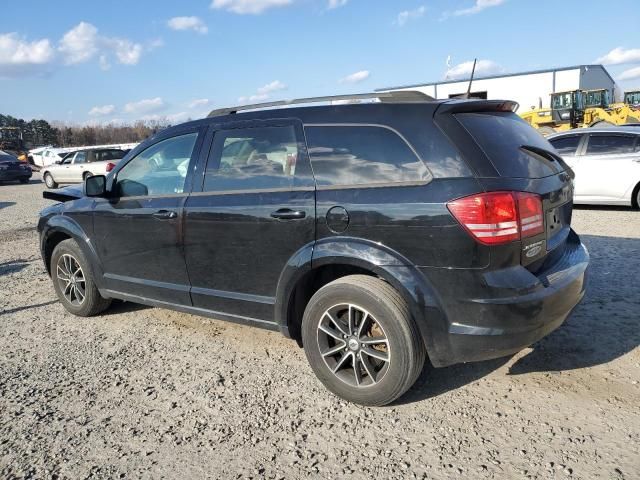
[106,162,116,172]
[447,191,544,245]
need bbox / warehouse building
[377,64,618,112]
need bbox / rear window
[457,112,562,178]
[305,125,430,187]
[586,135,636,155]
[549,135,582,156]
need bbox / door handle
[152,210,177,219]
[270,208,306,220]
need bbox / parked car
[30,147,67,167]
[548,127,640,207]
[38,92,589,406]
[0,150,32,184]
[41,148,127,189]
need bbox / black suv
[38,92,589,406]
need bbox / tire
[83,171,93,181]
[44,172,58,189]
[302,275,425,406]
[537,126,556,136]
[51,239,111,317]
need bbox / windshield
[584,90,610,108]
[551,92,573,109]
[625,92,640,106]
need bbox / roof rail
[207,90,434,118]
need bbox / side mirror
[55,160,62,164]
[84,175,107,197]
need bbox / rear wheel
[51,239,111,316]
[302,275,425,406]
[83,171,93,181]
[44,172,58,189]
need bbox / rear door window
[457,112,563,178]
[586,135,636,155]
[304,125,429,187]
[203,124,310,192]
[549,135,583,156]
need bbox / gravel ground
[0,175,638,479]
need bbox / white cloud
[59,22,99,65]
[188,98,210,108]
[257,80,287,95]
[211,0,293,14]
[106,38,143,65]
[445,59,503,80]
[88,104,116,116]
[58,22,145,67]
[340,70,370,84]
[453,0,506,16]
[238,80,287,103]
[167,16,208,34]
[596,47,640,66]
[124,97,166,114]
[395,6,426,26]
[328,0,348,9]
[618,66,640,81]
[0,33,55,77]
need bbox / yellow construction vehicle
[624,90,640,108]
[519,89,640,135]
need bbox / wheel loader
[519,89,640,135]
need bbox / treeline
[0,114,170,149]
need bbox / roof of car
[548,126,640,138]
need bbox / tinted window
[115,133,198,197]
[74,152,87,164]
[204,126,300,191]
[305,125,428,186]
[586,135,636,155]
[549,135,582,156]
[457,112,563,178]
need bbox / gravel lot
[1,175,638,479]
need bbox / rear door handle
[152,210,177,219]
[270,208,306,220]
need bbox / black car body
[38,93,589,405]
[0,151,32,184]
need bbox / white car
[41,148,127,189]
[30,147,66,167]
[547,127,640,207]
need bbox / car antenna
[463,58,477,99]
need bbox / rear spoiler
[435,99,519,115]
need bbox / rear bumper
[423,230,589,366]
[0,169,32,181]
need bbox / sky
[1,0,640,125]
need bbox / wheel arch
[275,238,450,364]
[41,216,105,288]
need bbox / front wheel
[302,275,425,406]
[51,239,111,316]
[44,172,58,189]
[83,171,93,181]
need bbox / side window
[115,132,198,197]
[203,125,301,192]
[74,152,87,164]
[549,135,582,156]
[304,125,429,186]
[586,135,636,155]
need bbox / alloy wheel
[56,254,86,306]
[316,303,390,387]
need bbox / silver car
[42,148,127,189]
[547,127,640,207]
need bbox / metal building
[378,64,618,112]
